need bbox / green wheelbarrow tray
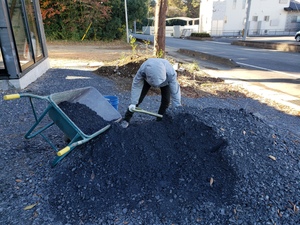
[3,87,121,167]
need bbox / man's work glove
[128,104,136,112]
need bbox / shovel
[120,107,163,128]
[132,107,163,118]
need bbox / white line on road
[237,62,300,78]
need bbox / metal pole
[198,0,201,33]
[243,0,251,41]
[124,0,129,43]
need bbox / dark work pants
[124,81,170,122]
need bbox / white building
[284,0,300,31]
[141,0,300,37]
[199,0,300,36]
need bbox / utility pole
[198,0,201,33]
[243,0,251,40]
[124,0,129,43]
[154,0,167,58]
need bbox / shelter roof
[166,17,199,22]
[147,17,199,22]
[284,0,300,11]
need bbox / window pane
[25,0,43,61]
[242,0,246,9]
[8,0,44,69]
[0,48,4,70]
[264,16,270,22]
[232,0,237,9]
[8,0,34,69]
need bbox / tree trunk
[154,0,168,58]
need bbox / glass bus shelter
[0,0,49,90]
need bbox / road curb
[232,40,300,53]
[177,48,239,68]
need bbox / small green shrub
[190,32,211,38]
[129,35,138,54]
[156,49,164,58]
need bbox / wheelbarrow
[3,87,121,167]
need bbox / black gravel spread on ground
[48,111,234,224]
[58,101,109,135]
[0,68,299,225]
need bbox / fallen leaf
[24,203,37,210]
[277,209,282,217]
[210,177,214,187]
[90,171,95,181]
[15,179,22,183]
[268,155,276,161]
[294,204,298,212]
[33,211,38,218]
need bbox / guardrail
[208,29,298,37]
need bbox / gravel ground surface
[1,57,300,224]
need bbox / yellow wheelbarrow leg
[52,146,73,168]
[51,124,112,167]
[56,140,86,157]
[57,146,71,156]
[52,143,81,167]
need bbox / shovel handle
[133,107,163,118]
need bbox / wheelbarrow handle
[133,107,163,118]
[4,93,48,101]
[3,94,20,100]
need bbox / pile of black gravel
[43,107,300,225]
[0,68,299,225]
[47,110,235,224]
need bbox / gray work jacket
[131,58,181,107]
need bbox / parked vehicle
[295,31,300,42]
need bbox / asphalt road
[133,34,299,73]
[133,34,300,109]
